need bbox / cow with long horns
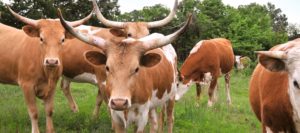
[58,9,191,133]
[250,38,300,132]
[60,0,179,119]
[0,7,92,133]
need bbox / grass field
[0,72,260,133]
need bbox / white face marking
[75,25,102,35]
[175,80,192,101]
[189,41,203,55]
[70,73,98,85]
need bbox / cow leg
[208,78,218,107]
[44,83,57,133]
[224,73,232,105]
[93,84,105,118]
[195,83,202,107]
[166,97,175,133]
[158,105,165,133]
[149,109,158,133]
[21,83,40,133]
[60,78,78,112]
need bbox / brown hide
[0,22,64,95]
[104,45,174,105]
[180,38,234,83]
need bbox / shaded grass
[0,72,260,132]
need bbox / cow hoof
[71,105,79,113]
[207,101,213,107]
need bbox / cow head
[92,0,178,38]
[257,38,300,117]
[59,10,191,110]
[8,7,92,72]
[175,68,191,101]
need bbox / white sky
[2,0,299,24]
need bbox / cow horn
[57,8,107,49]
[147,0,178,28]
[92,0,124,28]
[67,9,94,27]
[141,13,192,51]
[255,51,287,59]
[7,6,38,27]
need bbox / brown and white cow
[0,7,91,133]
[250,38,300,132]
[176,38,235,107]
[59,10,191,133]
[60,0,178,118]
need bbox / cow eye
[127,33,132,37]
[135,67,139,73]
[61,38,65,43]
[106,66,110,72]
[40,37,43,42]
[294,80,299,89]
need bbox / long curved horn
[147,0,178,28]
[140,13,192,51]
[57,9,107,49]
[255,51,287,59]
[67,9,94,27]
[92,0,124,28]
[7,6,38,27]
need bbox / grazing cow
[59,10,191,133]
[176,38,235,107]
[0,7,91,133]
[235,55,251,70]
[60,0,178,118]
[249,38,300,133]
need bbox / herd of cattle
[1,0,300,132]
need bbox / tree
[0,0,120,28]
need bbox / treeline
[0,0,299,61]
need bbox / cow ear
[258,54,285,72]
[110,28,127,37]
[84,50,107,67]
[22,25,39,37]
[140,53,161,67]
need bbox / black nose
[45,58,59,67]
[110,98,129,111]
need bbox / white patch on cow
[161,44,177,65]
[111,110,127,128]
[189,41,203,55]
[175,80,192,101]
[111,101,151,131]
[64,73,98,85]
[75,25,103,35]
[61,78,70,89]
[265,126,273,133]
[150,83,176,109]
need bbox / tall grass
[0,72,260,132]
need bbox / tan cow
[60,0,178,119]
[250,38,300,132]
[59,10,191,133]
[176,38,235,107]
[0,7,91,133]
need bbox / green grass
[0,72,260,132]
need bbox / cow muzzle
[44,58,60,67]
[109,98,130,111]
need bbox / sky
[2,0,299,24]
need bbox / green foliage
[0,74,260,132]
[0,0,120,28]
